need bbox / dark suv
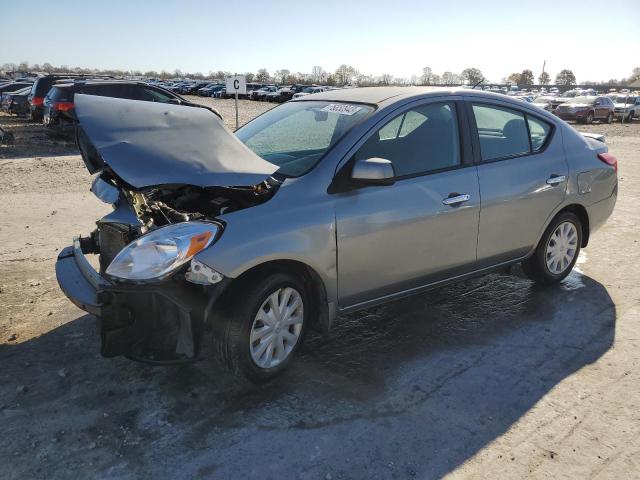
[28,74,113,122]
[43,80,190,138]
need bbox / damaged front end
[55,94,280,364]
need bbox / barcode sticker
[320,104,363,115]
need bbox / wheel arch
[218,259,333,333]
[553,204,590,247]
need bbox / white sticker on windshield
[320,104,363,116]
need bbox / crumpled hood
[74,94,278,189]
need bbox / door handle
[442,194,471,206]
[546,175,567,186]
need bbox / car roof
[290,86,519,106]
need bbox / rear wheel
[585,112,594,124]
[522,212,582,285]
[628,111,635,123]
[212,271,308,382]
[605,112,613,124]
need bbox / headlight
[106,222,219,281]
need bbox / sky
[1,0,639,83]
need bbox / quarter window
[527,116,551,152]
[355,102,460,177]
[472,104,530,161]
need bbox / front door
[334,101,480,308]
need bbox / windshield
[236,101,374,177]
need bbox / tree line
[2,61,639,88]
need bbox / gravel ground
[0,102,638,480]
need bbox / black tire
[605,113,613,124]
[212,271,309,382]
[585,112,594,124]
[522,212,582,285]
[628,112,635,123]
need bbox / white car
[292,86,326,99]
[613,95,640,122]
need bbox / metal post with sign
[226,74,246,130]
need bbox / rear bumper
[55,237,230,364]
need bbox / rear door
[468,100,567,266]
[334,99,480,307]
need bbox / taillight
[31,96,44,106]
[53,101,74,112]
[598,153,618,172]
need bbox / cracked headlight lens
[106,222,219,281]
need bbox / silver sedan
[56,87,617,381]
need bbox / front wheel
[605,113,613,124]
[522,212,582,284]
[585,112,594,124]
[212,272,308,382]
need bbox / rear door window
[471,104,530,161]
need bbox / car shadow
[0,269,615,479]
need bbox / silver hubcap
[250,287,303,369]
[545,221,578,275]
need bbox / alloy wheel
[545,221,578,275]
[249,287,304,369]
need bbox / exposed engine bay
[120,177,279,229]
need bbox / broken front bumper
[55,237,229,364]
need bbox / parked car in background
[56,87,617,381]
[183,82,209,95]
[1,86,32,115]
[555,96,615,124]
[197,83,222,96]
[264,87,292,102]
[531,96,555,112]
[292,86,326,99]
[213,86,227,98]
[250,85,278,101]
[279,84,311,101]
[244,83,263,99]
[28,74,113,122]
[42,80,195,138]
[0,81,33,103]
[613,95,639,122]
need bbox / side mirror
[352,158,395,186]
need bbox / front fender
[194,198,338,314]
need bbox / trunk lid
[74,94,278,189]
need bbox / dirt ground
[0,97,638,480]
